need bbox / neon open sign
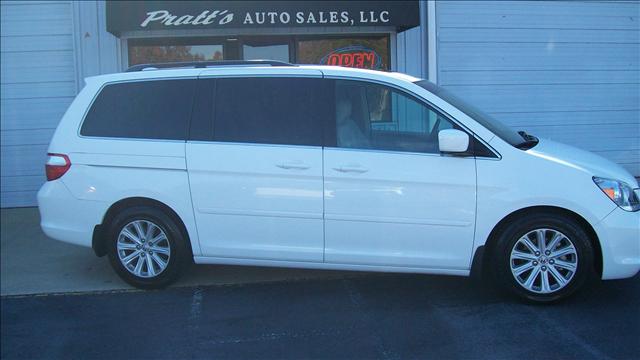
[320,46,384,70]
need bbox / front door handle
[333,165,369,174]
[277,162,310,170]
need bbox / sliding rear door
[186,70,333,262]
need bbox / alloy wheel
[117,220,171,278]
[510,228,578,294]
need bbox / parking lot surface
[3,272,639,359]
[0,208,352,296]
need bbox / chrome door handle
[333,166,368,174]
[277,162,310,170]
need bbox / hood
[527,139,638,187]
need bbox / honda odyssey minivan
[38,60,640,302]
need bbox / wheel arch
[472,205,602,279]
[92,197,193,259]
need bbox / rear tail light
[45,153,71,181]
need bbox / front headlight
[593,177,640,212]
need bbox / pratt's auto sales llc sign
[106,1,420,35]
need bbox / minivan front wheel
[493,214,595,303]
[510,228,578,294]
[107,206,190,289]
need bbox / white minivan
[38,61,639,302]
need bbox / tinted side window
[81,79,195,140]
[335,80,461,154]
[214,77,330,146]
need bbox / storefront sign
[321,46,383,70]
[107,1,420,35]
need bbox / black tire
[106,206,191,289]
[492,213,596,303]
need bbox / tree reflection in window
[129,45,223,65]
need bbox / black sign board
[106,1,420,35]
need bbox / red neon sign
[326,52,376,69]
[320,46,384,70]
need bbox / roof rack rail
[126,60,295,72]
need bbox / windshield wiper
[516,131,539,150]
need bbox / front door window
[334,80,456,153]
[242,37,290,62]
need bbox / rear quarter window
[80,79,195,140]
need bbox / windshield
[414,80,528,147]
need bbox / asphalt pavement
[3,272,639,359]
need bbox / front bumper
[37,180,108,248]
[596,207,640,280]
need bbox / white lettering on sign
[359,11,390,24]
[140,9,391,28]
[140,9,234,27]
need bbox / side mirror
[438,129,470,153]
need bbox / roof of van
[84,65,422,86]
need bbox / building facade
[1,0,639,207]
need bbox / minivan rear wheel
[107,206,190,289]
[492,213,595,303]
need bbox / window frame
[324,76,500,159]
[78,77,198,142]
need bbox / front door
[323,79,477,269]
[187,72,331,262]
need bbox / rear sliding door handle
[276,162,310,170]
[333,166,369,174]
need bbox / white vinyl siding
[1,1,76,207]
[436,0,640,176]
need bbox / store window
[128,38,224,65]
[127,35,391,70]
[297,36,390,70]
